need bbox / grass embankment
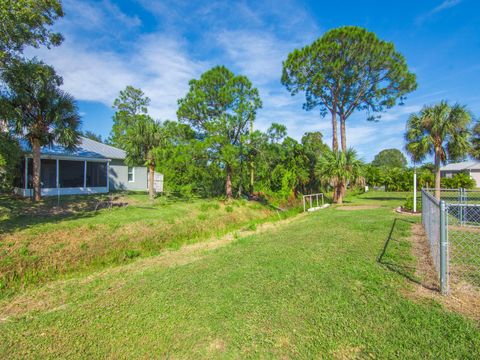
[0,193,292,298]
[1,192,479,358]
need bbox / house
[14,137,163,197]
[440,161,480,187]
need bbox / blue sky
[30,0,480,161]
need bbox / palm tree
[123,115,163,199]
[316,148,364,204]
[405,101,472,200]
[0,58,80,201]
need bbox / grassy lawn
[0,193,287,298]
[1,192,479,358]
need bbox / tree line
[1,1,479,204]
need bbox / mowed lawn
[1,192,480,358]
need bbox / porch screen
[59,160,84,188]
[86,162,107,187]
[41,159,57,188]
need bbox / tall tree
[109,86,150,148]
[301,131,329,193]
[316,148,364,204]
[371,148,407,168]
[123,115,163,199]
[282,26,417,152]
[0,58,81,201]
[405,101,472,199]
[177,66,262,198]
[0,0,63,64]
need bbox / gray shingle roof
[20,137,126,160]
[440,161,480,171]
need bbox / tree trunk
[336,181,345,204]
[434,151,441,200]
[148,163,155,200]
[226,164,233,199]
[340,116,347,152]
[249,161,254,195]
[32,138,42,202]
[331,111,339,152]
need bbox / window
[128,167,134,182]
[59,160,84,188]
[86,162,107,187]
[41,159,57,188]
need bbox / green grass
[0,191,479,358]
[0,193,291,297]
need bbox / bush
[441,172,475,189]
[403,195,422,212]
[225,205,233,213]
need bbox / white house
[14,137,163,197]
[440,161,480,187]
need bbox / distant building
[14,137,163,197]
[440,161,480,187]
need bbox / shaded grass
[0,194,293,298]
[0,192,479,358]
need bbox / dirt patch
[336,205,380,211]
[407,223,480,321]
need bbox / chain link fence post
[439,200,448,294]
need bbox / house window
[59,160,84,188]
[86,162,107,187]
[128,167,134,182]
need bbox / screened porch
[14,157,110,197]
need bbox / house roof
[440,161,480,171]
[19,137,126,160]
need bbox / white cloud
[431,0,462,14]
[30,35,207,121]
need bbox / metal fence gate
[421,188,480,294]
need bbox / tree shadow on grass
[0,194,116,235]
[378,218,438,292]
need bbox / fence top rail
[422,188,441,205]
[302,193,324,198]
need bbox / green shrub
[403,195,422,212]
[441,172,475,189]
[225,205,233,213]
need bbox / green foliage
[282,26,417,151]
[316,148,364,203]
[371,149,407,168]
[177,66,262,198]
[0,132,22,190]
[124,249,141,260]
[0,58,80,200]
[441,172,476,189]
[225,205,233,213]
[0,0,64,62]
[81,130,103,143]
[403,195,421,212]
[109,86,150,148]
[365,165,434,192]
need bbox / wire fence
[421,188,480,294]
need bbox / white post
[83,160,87,189]
[413,164,417,213]
[56,159,60,206]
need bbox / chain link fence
[421,188,480,294]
